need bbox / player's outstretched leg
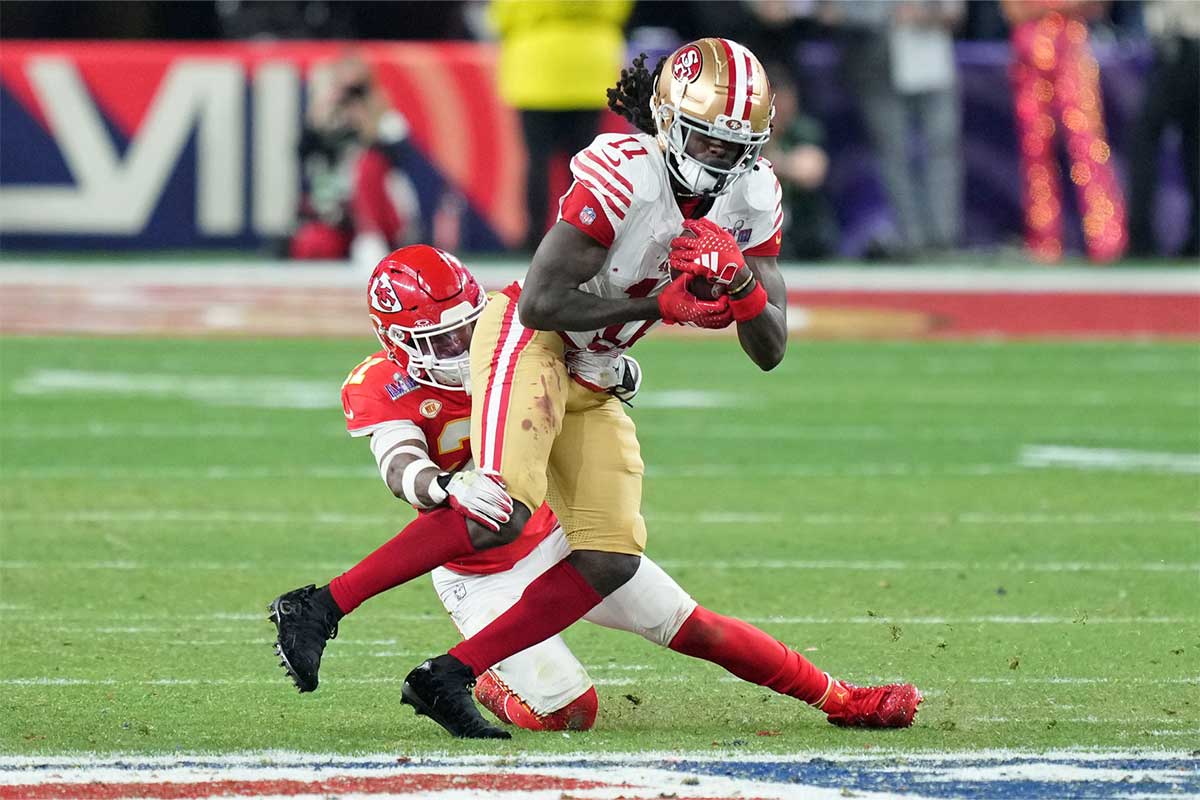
[668,606,923,729]
[268,584,344,692]
[401,654,511,739]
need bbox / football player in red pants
[269,245,921,735]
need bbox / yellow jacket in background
[490,0,633,110]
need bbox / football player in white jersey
[399,40,921,738]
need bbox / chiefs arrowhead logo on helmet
[671,45,703,83]
[370,273,401,312]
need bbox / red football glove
[657,273,734,329]
[668,218,745,286]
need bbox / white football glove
[565,350,642,403]
[612,355,642,404]
[441,469,514,532]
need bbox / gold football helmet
[650,38,773,197]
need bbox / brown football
[669,267,727,301]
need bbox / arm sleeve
[367,420,447,509]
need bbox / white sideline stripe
[3,761,1191,800]
[5,261,1197,292]
[5,507,1196,528]
[1021,444,1200,474]
[0,748,1193,769]
[12,370,337,410]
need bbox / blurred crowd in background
[3,0,1196,265]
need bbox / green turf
[1,336,1197,755]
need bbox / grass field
[1,335,1197,757]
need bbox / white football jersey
[556,132,782,354]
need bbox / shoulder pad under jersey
[573,133,663,206]
[738,159,782,214]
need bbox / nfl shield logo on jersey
[580,206,597,226]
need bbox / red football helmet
[367,245,487,393]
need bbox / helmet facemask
[655,103,769,197]
[375,299,483,395]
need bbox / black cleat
[401,654,512,739]
[267,584,342,692]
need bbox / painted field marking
[1,463,1029,479]
[11,370,336,410]
[0,748,1196,800]
[12,614,1197,630]
[0,423,346,439]
[11,369,1198,412]
[5,421,1196,447]
[4,557,1196,575]
[3,507,1196,528]
[1021,444,1200,474]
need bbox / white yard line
[11,370,338,410]
[8,508,1194,524]
[15,614,1195,628]
[4,421,1195,444]
[10,456,1200,481]
[739,615,1192,625]
[1021,444,1200,474]
[4,558,1196,575]
[0,423,345,439]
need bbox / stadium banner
[0,41,529,252]
[0,40,1187,255]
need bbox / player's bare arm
[733,255,787,370]
[518,222,660,331]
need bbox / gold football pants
[470,289,646,555]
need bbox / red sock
[449,560,603,676]
[668,605,834,707]
[328,507,474,614]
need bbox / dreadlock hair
[606,53,667,137]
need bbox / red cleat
[823,681,923,728]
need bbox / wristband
[729,272,756,296]
[729,281,768,322]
